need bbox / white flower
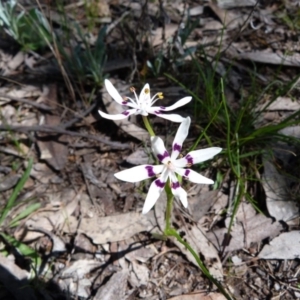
[98,79,192,123]
[114,117,222,214]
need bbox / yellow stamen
[158,92,164,99]
[130,87,136,93]
[144,88,150,94]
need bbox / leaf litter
[1,0,300,299]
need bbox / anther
[130,87,136,93]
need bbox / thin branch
[0,94,53,111]
[0,124,130,149]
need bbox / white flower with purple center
[114,117,222,214]
[98,79,192,123]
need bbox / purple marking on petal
[160,106,166,110]
[122,101,128,105]
[122,111,130,116]
[184,169,190,177]
[185,154,193,165]
[172,182,180,189]
[145,165,155,177]
[173,143,181,152]
[155,179,165,188]
[157,150,169,162]
[154,110,161,114]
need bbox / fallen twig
[0,94,53,111]
[0,124,130,149]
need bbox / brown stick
[0,94,53,111]
[0,124,130,149]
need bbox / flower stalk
[142,116,155,137]
[99,80,230,298]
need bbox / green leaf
[9,203,41,228]
[0,158,33,227]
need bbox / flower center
[166,161,175,172]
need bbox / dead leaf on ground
[262,159,298,221]
[168,292,227,300]
[207,212,283,252]
[65,211,157,244]
[258,231,300,260]
[236,51,300,67]
[36,85,68,170]
[94,270,128,300]
[15,188,80,241]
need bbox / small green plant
[57,25,107,87]
[0,157,42,277]
[0,0,52,51]
[166,52,300,234]
[0,157,40,228]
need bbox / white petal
[142,171,168,214]
[105,79,125,105]
[98,109,137,120]
[171,117,191,160]
[149,111,185,123]
[169,172,188,208]
[151,136,170,164]
[115,165,164,182]
[174,147,222,167]
[155,96,192,111]
[139,83,151,106]
[175,168,214,184]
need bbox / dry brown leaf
[67,211,157,244]
[262,159,298,221]
[7,51,24,70]
[215,0,257,8]
[126,147,153,165]
[258,231,300,260]
[151,24,178,47]
[208,2,245,29]
[131,260,149,286]
[0,85,41,105]
[36,85,68,170]
[15,189,80,241]
[168,292,227,300]
[125,243,157,263]
[94,270,128,300]
[236,51,300,67]
[207,213,283,252]
[188,190,219,222]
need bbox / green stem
[142,116,155,137]
[164,227,233,300]
[164,182,173,231]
